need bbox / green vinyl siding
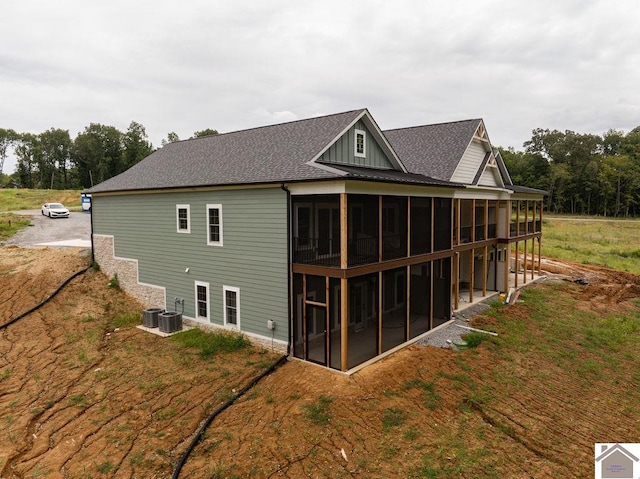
[319,120,394,169]
[92,187,289,342]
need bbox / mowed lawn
[539,216,640,274]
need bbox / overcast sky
[2,0,639,174]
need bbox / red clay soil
[1,247,639,478]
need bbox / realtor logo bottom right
[595,443,640,479]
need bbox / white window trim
[206,203,223,246]
[176,204,191,234]
[195,281,210,321]
[223,285,240,329]
[355,129,366,158]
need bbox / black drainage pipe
[0,265,91,330]
[171,354,289,479]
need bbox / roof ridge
[168,108,367,146]
[383,118,482,133]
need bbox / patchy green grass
[0,214,32,241]
[301,395,333,425]
[382,407,407,430]
[540,216,640,273]
[404,378,441,409]
[110,312,140,329]
[171,328,251,358]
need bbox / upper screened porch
[291,194,538,269]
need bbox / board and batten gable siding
[478,165,500,187]
[451,139,487,184]
[319,120,395,169]
[92,187,289,343]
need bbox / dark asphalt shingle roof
[87,110,542,196]
[88,109,366,193]
[383,119,481,182]
[331,165,460,187]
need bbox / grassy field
[541,216,640,274]
[0,188,82,211]
[0,189,83,241]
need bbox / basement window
[355,129,366,158]
[195,281,209,320]
[223,286,240,328]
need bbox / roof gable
[384,119,481,182]
[473,151,505,188]
[317,119,395,170]
[450,121,494,184]
[312,110,406,172]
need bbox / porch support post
[469,248,474,303]
[302,274,307,359]
[503,245,509,293]
[538,236,542,276]
[531,238,535,281]
[378,271,383,354]
[456,199,461,245]
[538,201,543,276]
[503,200,512,293]
[471,199,476,242]
[532,200,536,235]
[429,261,434,329]
[431,198,435,252]
[484,199,489,239]
[406,265,411,341]
[514,240,519,288]
[325,276,330,366]
[523,239,527,284]
[454,252,459,310]
[482,245,487,296]
[340,193,348,269]
[379,196,383,262]
[340,277,348,371]
[339,193,348,372]
[407,196,411,256]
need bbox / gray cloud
[1,0,639,173]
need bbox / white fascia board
[286,181,347,195]
[453,185,513,200]
[286,179,458,198]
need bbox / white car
[41,202,70,218]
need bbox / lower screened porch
[292,258,452,372]
[291,238,543,373]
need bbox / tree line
[499,127,640,217]
[0,124,218,190]
[1,121,639,216]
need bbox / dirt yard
[1,246,639,478]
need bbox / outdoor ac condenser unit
[158,311,182,333]
[142,308,164,328]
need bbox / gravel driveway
[3,210,92,248]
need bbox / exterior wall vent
[142,308,164,328]
[159,311,183,333]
